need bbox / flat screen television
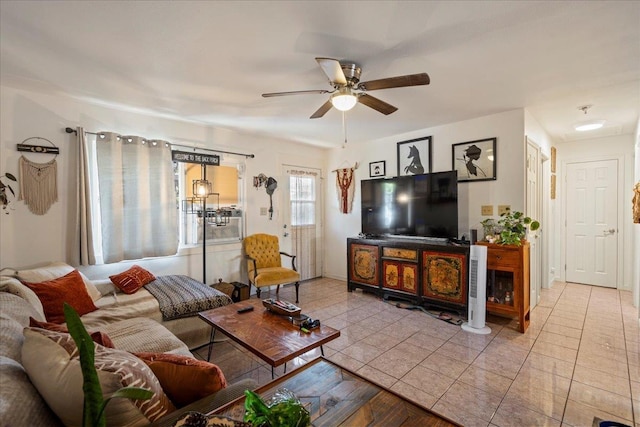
[361,171,458,239]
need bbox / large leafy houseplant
[63,303,153,427]
[496,209,540,246]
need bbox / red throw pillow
[22,270,98,324]
[109,265,156,294]
[135,352,227,408]
[29,317,115,348]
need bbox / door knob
[604,228,616,236]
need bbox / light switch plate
[481,205,493,216]
[260,207,268,216]
[498,205,511,215]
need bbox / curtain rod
[64,127,255,159]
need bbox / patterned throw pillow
[29,317,115,348]
[21,269,98,323]
[135,352,228,408]
[22,328,174,426]
[109,265,156,294]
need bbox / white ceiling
[1,1,638,148]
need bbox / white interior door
[283,166,323,281]
[565,159,618,287]
[526,139,542,307]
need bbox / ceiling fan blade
[310,99,333,119]
[262,89,330,98]
[315,57,347,86]
[358,73,430,91]
[358,94,398,115]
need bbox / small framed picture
[397,136,432,176]
[452,137,497,182]
[369,161,386,177]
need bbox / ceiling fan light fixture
[331,89,358,111]
[574,119,605,132]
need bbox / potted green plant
[480,218,498,243]
[496,208,540,246]
[0,172,17,214]
[63,303,153,427]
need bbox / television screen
[361,171,458,239]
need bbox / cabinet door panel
[350,244,379,285]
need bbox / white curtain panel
[75,127,96,265]
[96,132,178,263]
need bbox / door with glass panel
[283,166,323,281]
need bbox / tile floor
[194,278,639,427]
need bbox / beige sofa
[0,264,254,426]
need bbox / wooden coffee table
[199,299,340,378]
[213,357,460,426]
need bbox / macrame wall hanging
[16,137,59,215]
[333,162,359,214]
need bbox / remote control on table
[237,306,254,313]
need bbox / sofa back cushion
[22,270,98,323]
[22,327,175,426]
[0,292,44,361]
[0,276,46,320]
[16,261,102,302]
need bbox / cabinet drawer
[382,247,418,261]
[486,247,520,268]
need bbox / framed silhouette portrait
[369,161,386,177]
[397,136,432,176]
[452,137,497,182]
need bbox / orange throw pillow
[22,270,98,324]
[29,317,115,348]
[109,265,156,294]
[135,352,227,408]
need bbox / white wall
[634,119,640,311]
[324,109,527,280]
[0,86,327,283]
[556,134,636,291]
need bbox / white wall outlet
[260,207,268,216]
[481,205,493,216]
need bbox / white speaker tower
[461,245,491,334]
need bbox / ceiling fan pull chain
[342,111,348,146]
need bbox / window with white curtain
[86,132,178,264]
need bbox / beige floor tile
[573,364,632,398]
[632,380,640,401]
[548,309,586,322]
[512,365,572,398]
[457,365,512,398]
[576,351,630,379]
[492,398,562,427]
[542,322,583,339]
[569,381,634,422]
[355,364,397,389]
[403,330,446,352]
[448,329,495,351]
[339,341,385,364]
[437,381,502,422]
[325,352,364,372]
[537,330,581,350]
[434,341,482,364]
[389,380,439,409]
[531,340,578,363]
[359,330,404,351]
[501,386,567,421]
[546,315,585,330]
[420,352,469,379]
[431,400,491,427]
[562,399,633,426]
[400,364,455,398]
[368,347,423,379]
[472,351,525,380]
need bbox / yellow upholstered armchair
[243,233,301,303]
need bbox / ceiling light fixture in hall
[331,87,358,111]
[574,105,606,131]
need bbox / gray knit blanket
[144,275,232,320]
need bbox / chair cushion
[21,269,98,323]
[253,267,300,287]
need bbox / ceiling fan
[262,57,430,119]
